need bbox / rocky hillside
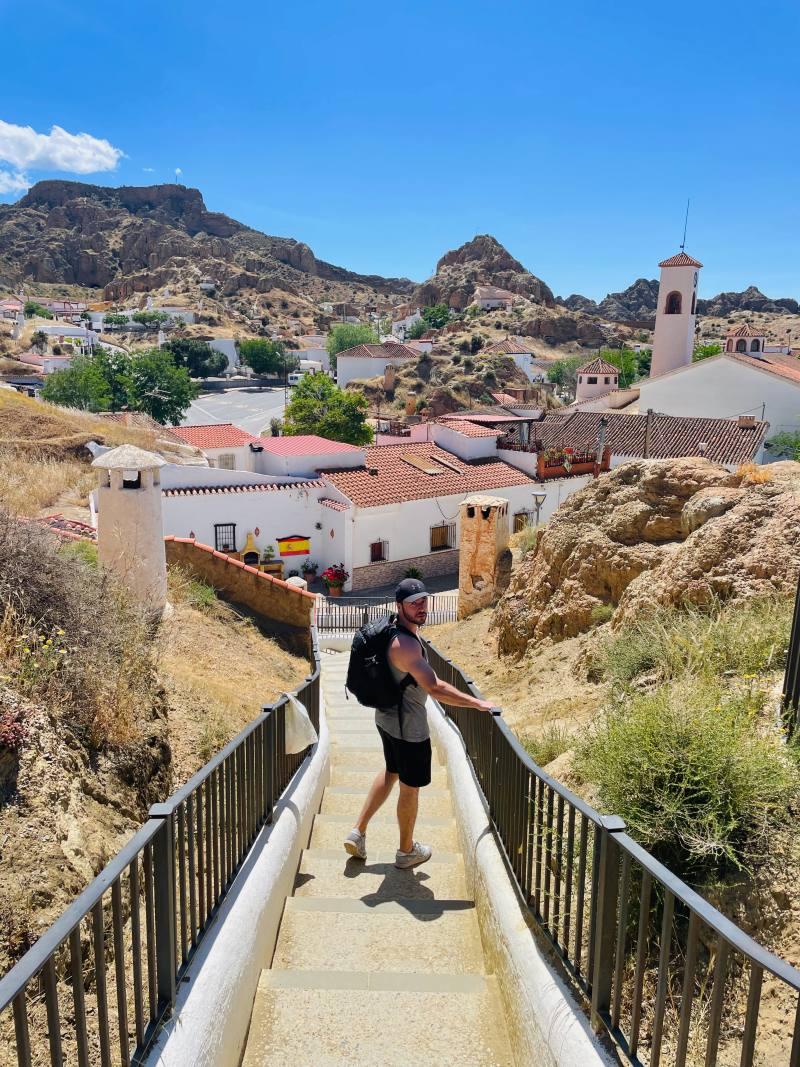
[558,279,799,323]
[415,234,555,310]
[493,458,800,655]
[0,180,414,302]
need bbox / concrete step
[321,786,454,819]
[243,970,513,1066]
[328,765,447,789]
[294,848,467,901]
[272,897,482,974]
[310,813,459,852]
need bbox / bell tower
[457,494,512,618]
[650,251,702,378]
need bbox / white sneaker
[343,828,367,860]
[395,841,432,869]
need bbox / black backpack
[345,614,418,728]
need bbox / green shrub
[590,603,614,626]
[509,525,538,556]
[522,723,571,767]
[59,540,99,567]
[404,566,423,580]
[594,598,792,686]
[574,679,797,877]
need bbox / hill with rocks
[0,180,414,303]
[493,458,800,655]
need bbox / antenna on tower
[680,198,690,251]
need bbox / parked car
[287,371,306,386]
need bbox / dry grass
[0,450,96,516]
[737,462,773,485]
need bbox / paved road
[182,386,287,433]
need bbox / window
[691,293,697,315]
[430,522,456,552]
[214,523,237,552]
[122,470,141,490]
[751,339,760,352]
[587,376,597,385]
[370,539,388,563]
[604,376,611,384]
[217,453,236,470]
[736,339,747,353]
[665,291,682,315]
[513,510,533,532]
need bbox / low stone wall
[165,536,315,654]
[351,548,458,591]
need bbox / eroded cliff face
[492,459,800,656]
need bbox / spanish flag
[276,535,311,556]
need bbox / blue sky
[1,0,798,300]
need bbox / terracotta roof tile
[484,337,532,355]
[577,357,620,376]
[491,390,519,405]
[728,352,800,384]
[537,410,766,465]
[319,497,350,511]
[727,324,765,338]
[338,341,417,360]
[260,434,362,456]
[162,479,325,497]
[435,419,503,438]
[169,423,263,449]
[324,443,535,508]
[658,251,703,268]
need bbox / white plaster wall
[651,264,698,378]
[337,355,413,389]
[637,355,800,439]
[210,338,239,372]
[430,423,499,461]
[160,466,289,489]
[203,444,258,471]
[256,447,365,479]
[512,353,546,382]
[575,372,618,401]
[297,344,330,372]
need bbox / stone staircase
[242,650,514,1066]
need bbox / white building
[484,337,547,382]
[336,340,417,389]
[724,324,765,355]
[296,335,331,373]
[650,251,702,378]
[391,307,422,339]
[574,357,619,402]
[169,423,267,471]
[473,285,514,311]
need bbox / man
[344,578,495,869]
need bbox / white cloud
[0,170,29,194]
[142,166,155,173]
[175,167,182,178]
[0,120,124,175]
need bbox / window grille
[214,523,237,552]
[217,453,236,470]
[370,539,388,563]
[430,522,456,552]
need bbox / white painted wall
[512,353,546,382]
[575,370,618,401]
[297,344,330,372]
[651,263,698,378]
[203,444,259,471]
[337,355,413,389]
[430,422,500,461]
[391,310,421,338]
[257,447,365,479]
[637,355,799,440]
[210,338,239,372]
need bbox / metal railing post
[783,572,800,736]
[148,807,177,1013]
[590,814,625,1032]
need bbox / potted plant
[301,559,318,580]
[321,563,348,597]
[260,544,284,579]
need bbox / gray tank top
[375,633,429,742]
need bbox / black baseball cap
[395,578,429,604]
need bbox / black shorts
[377,726,432,788]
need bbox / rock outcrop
[415,234,555,310]
[0,180,414,299]
[696,285,800,317]
[556,280,799,323]
[493,459,800,656]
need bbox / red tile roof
[728,351,800,384]
[319,497,350,511]
[658,251,703,268]
[578,357,620,376]
[163,479,325,497]
[170,423,263,449]
[338,341,417,360]
[538,410,766,465]
[324,443,535,508]
[491,390,519,405]
[484,337,532,355]
[259,434,363,456]
[435,419,503,438]
[727,324,765,338]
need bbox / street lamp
[532,490,547,526]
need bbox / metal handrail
[423,636,800,1067]
[0,628,321,1067]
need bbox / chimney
[644,408,655,459]
[737,415,756,429]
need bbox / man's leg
[355,769,398,835]
[397,782,419,853]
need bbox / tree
[406,318,427,340]
[24,301,52,319]
[636,348,652,378]
[131,310,169,328]
[693,342,722,363]
[547,356,585,393]
[162,338,228,378]
[126,348,197,424]
[30,330,48,354]
[93,347,134,411]
[326,323,378,372]
[764,432,800,461]
[42,355,112,411]
[421,303,450,330]
[599,347,639,387]
[283,373,373,445]
[238,338,286,377]
[103,313,130,328]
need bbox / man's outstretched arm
[390,635,496,712]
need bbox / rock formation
[414,234,555,310]
[493,459,800,656]
[556,280,799,323]
[0,180,414,299]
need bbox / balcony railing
[0,632,321,1067]
[423,637,800,1067]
